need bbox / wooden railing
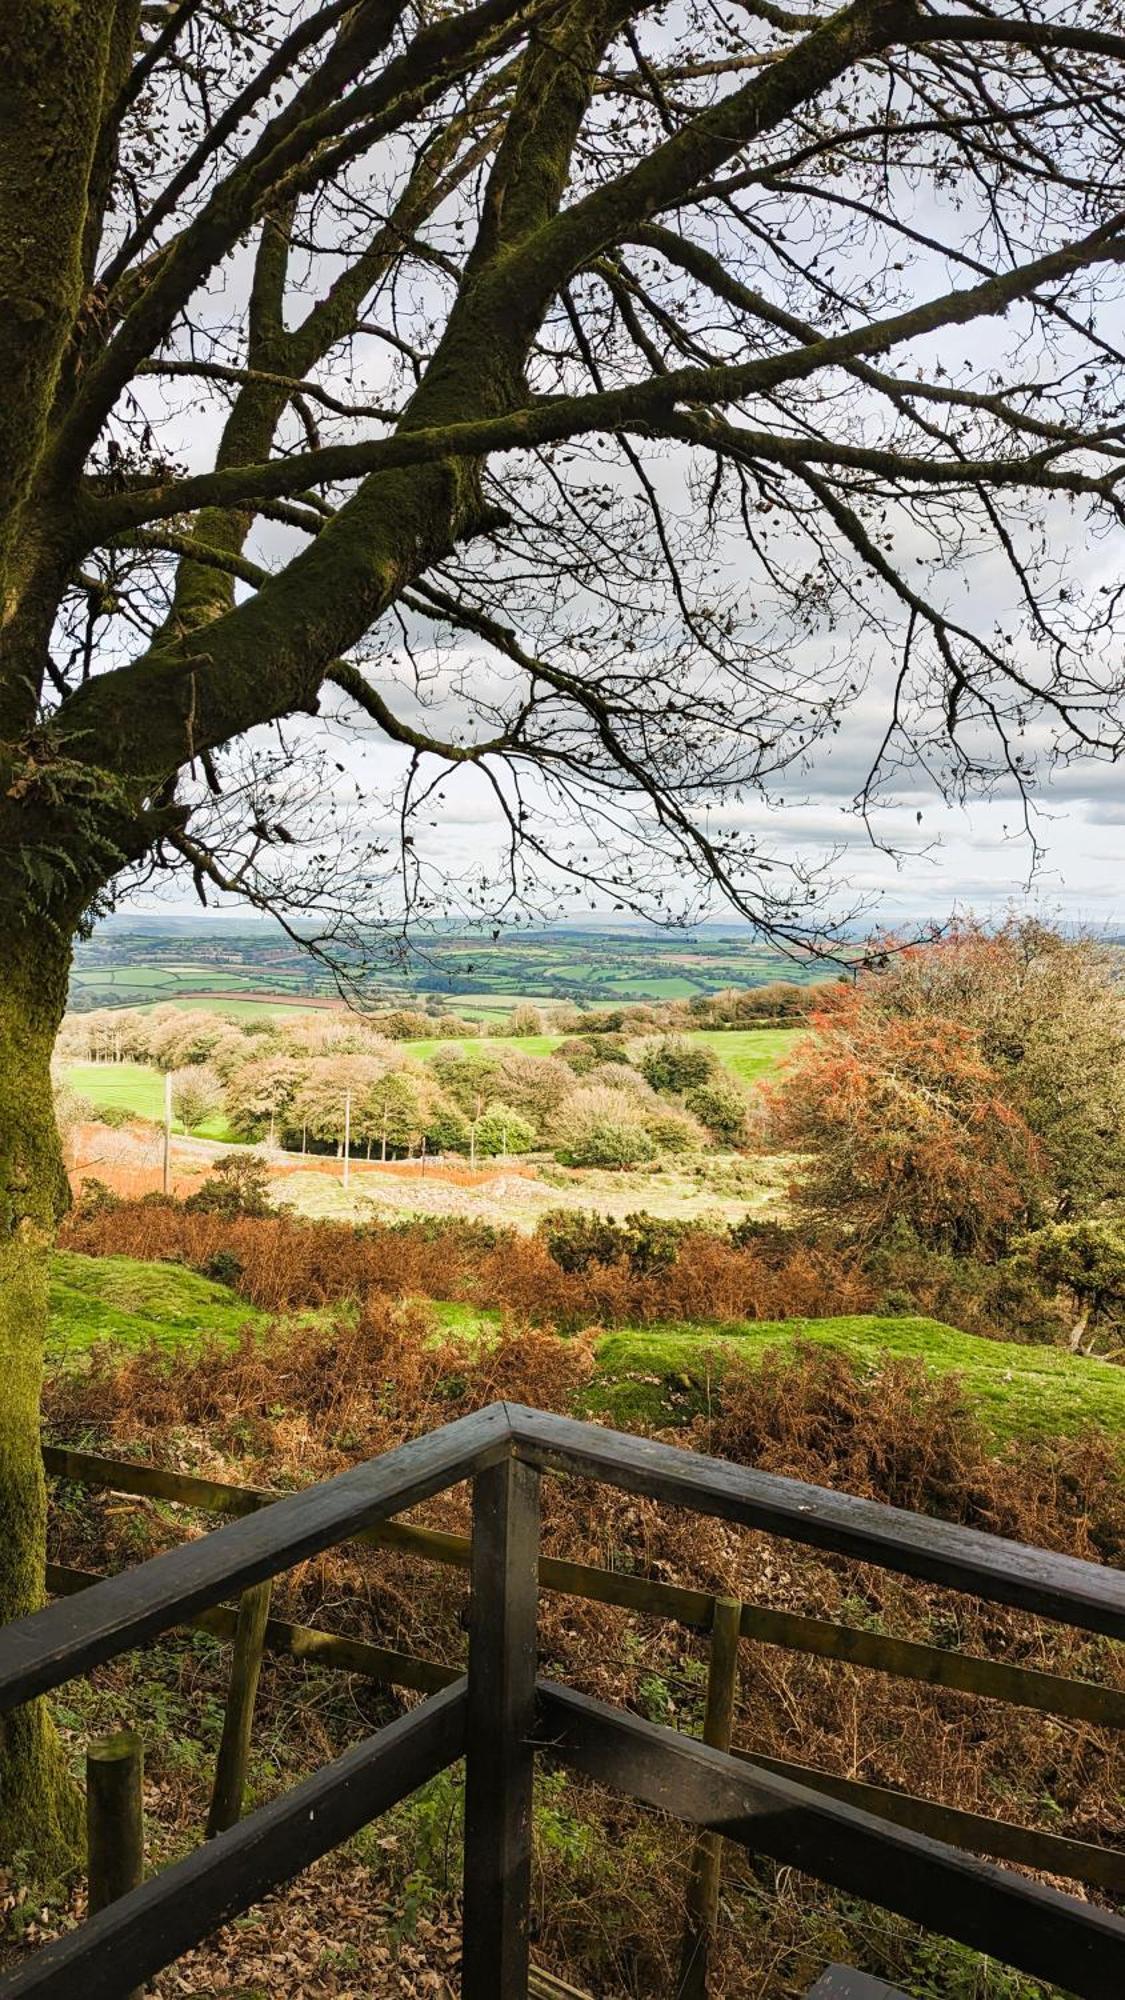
[0,1405,1119,1997]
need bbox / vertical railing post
[677,1596,742,1999]
[87,1730,144,2000]
[206,1578,273,1836]
[462,1452,541,1999]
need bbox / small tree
[551,1086,658,1169]
[170,1065,221,1136]
[775,1002,1045,1254]
[475,1100,536,1157]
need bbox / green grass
[48,1251,265,1360]
[62,1061,235,1138]
[64,1060,165,1118]
[586,1314,1125,1448]
[403,1032,564,1059]
[687,1027,804,1083]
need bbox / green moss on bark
[0,930,83,1874]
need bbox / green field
[403,1032,565,1060]
[685,1027,804,1083]
[63,1061,235,1139]
[46,1254,1124,1455]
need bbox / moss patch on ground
[586,1314,1125,1449]
[48,1251,264,1361]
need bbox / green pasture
[403,1032,565,1060]
[685,1027,804,1083]
[62,1061,235,1139]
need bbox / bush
[538,1209,690,1275]
[74,1176,121,1217]
[203,1248,245,1287]
[639,1036,718,1094]
[556,1034,631,1075]
[685,1076,750,1146]
[643,1104,704,1156]
[551,1087,658,1168]
[1017,1219,1125,1347]
[185,1152,274,1218]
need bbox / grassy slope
[46,1255,1124,1454]
[589,1314,1125,1447]
[48,1251,264,1360]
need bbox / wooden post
[162,1070,172,1196]
[677,1597,742,1999]
[206,1579,273,1836]
[462,1455,541,1999]
[87,1730,144,1998]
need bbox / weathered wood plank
[44,1448,1125,1729]
[535,1681,1125,2000]
[678,1596,742,1998]
[0,1683,467,2000]
[462,1457,541,1999]
[206,1579,273,1836]
[507,1406,1125,1638]
[737,1601,1125,1729]
[1,1405,510,1712]
[733,1747,1125,1893]
[47,1561,460,1693]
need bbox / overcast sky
[116,13,1125,943]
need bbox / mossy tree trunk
[0,921,83,1871]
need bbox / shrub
[639,1036,718,1094]
[185,1152,274,1218]
[1017,1219,1125,1347]
[551,1086,658,1168]
[685,1076,750,1146]
[538,1209,690,1276]
[556,1034,631,1075]
[74,1176,121,1217]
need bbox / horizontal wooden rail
[12,1409,1123,2000]
[1,1406,508,1713]
[537,1683,1125,2000]
[507,1407,1125,1638]
[0,1681,467,2000]
[48,1563,1120,1894]
[43,1443,1125,1729]
[47,1563,460,1695]
[732,1747,1125,1893]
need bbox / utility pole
[343,1088,351,1191]
[162,1071,172,1197]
